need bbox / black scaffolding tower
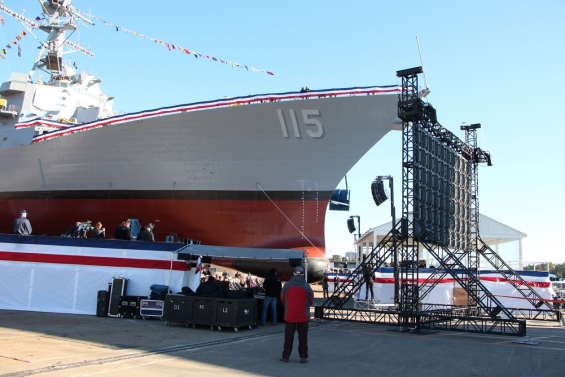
[316,67,562,335]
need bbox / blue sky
[2,1,564,264]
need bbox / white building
[354,214,526,269]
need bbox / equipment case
[215,298,257,332]
[140,299,164,319]
[118,295,147,318]
[163,294,192,325]
[190,297,217,328]
[108,277,128,317]
[96,290,110,317]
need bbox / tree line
[523,262,565,279]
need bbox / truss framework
[317,67,561,336]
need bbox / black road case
[108,277,128,317]
[96,290,110,317]
[163,294,192,325]
[118,295,147,318]
[216,298,257,332]
[190,297,217,329]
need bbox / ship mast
[0,0,94,81]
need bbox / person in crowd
[91,222,105,238]
[333,274,340,291]
[249,275,257,288]
[137,223,155,241]
[13,209,32,235]
[114,220,132,240]
[363,264,375,301]
[280,266,313,363]
[261,268,282,326]
[65,222,81,238]
[230,277,242,291]
[322,272,329,298]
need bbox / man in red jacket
[280,265,314,363]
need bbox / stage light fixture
[371,178,388,206]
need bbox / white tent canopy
[355,213,527,268]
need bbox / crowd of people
[200,267,264,290]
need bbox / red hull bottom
[0,198,327,259]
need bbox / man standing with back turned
[13,209,32,235]
[280,265,313,363]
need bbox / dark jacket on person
[196,278,220,297]
[263,273,282,298]
[322,274,329,288]
[281,274,313,323]
[66,226,79,238]
[114,224,131,240]
[362,266,375,284]
[91,228,105,239]
[13,217,32,235]
[137,228,154,242]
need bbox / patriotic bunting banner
[24,85,400,143]
[75,9,273,76]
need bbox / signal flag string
[74,9,274,76]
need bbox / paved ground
[1,286,564,377]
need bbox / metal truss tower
[396,67,427,326]
[461,123,483,307]
[316,67,562,336]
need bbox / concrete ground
[1,286,564,377]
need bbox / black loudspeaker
[96,290,110,317]
[347,218,356,234]
[314,306,323,319]
[371,179,387,206]
[288,258,302,267]
[201,256,212,264]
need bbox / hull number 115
[277,109,324,139]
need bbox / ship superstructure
[0,0,113,147]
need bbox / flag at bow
[195,256,202,274]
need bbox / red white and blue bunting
[21,85,400,143]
